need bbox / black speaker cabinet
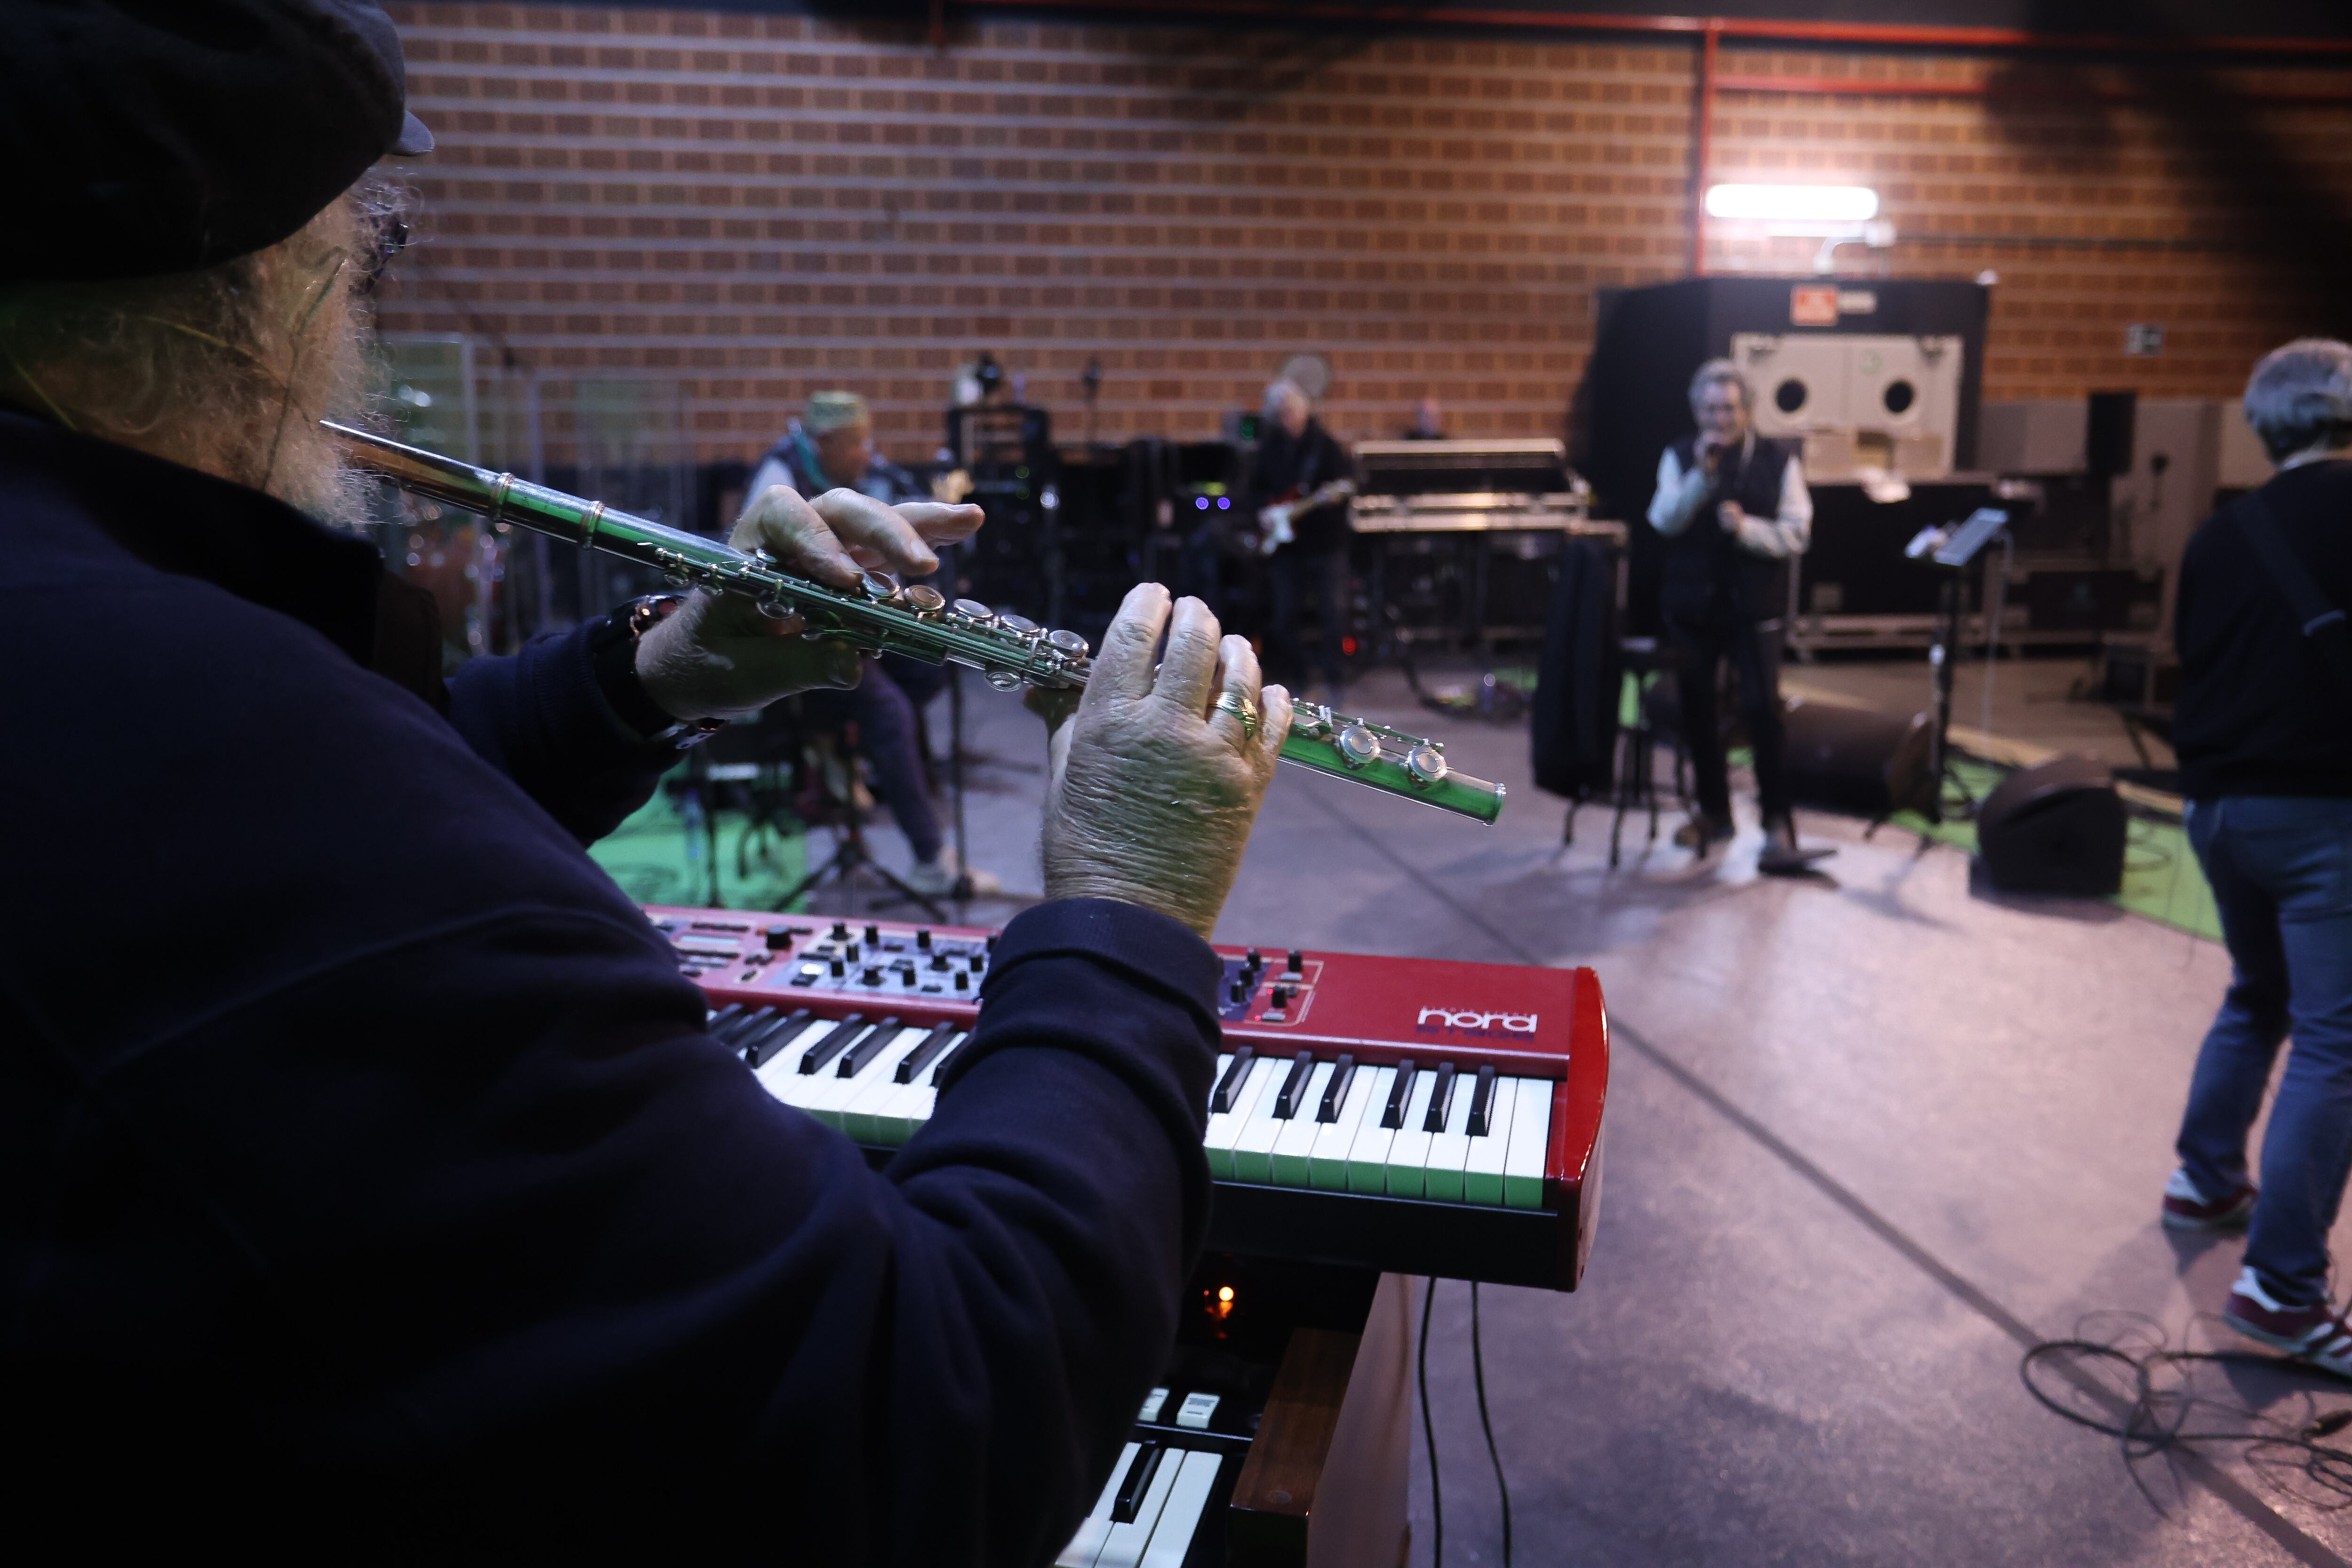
[1781,700,1936,820]
[2086,390,2137,478]
[1975,757,2127,896]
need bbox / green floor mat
[587,776,808,912]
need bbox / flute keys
[858,570,902,601]
[904,584,946,614]
[996,613,1040,637]
[1336,725,1382,768]
[1047,629,1089,657]
[1406,744,1449,785]
[952,598,996,623]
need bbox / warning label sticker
[1790,286,1839,326]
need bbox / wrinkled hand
[1029,583,1292,938]
[634,486,984,721]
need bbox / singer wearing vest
[1646,359,1833,876]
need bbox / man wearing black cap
[0,4,1293,1556]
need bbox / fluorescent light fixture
[1704,183,1880,223]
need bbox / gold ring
[1213,690,1261,739]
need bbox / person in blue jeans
[2161,339,2352,1372]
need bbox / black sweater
[0,411,1222,1559]
[2173,458,2352,801]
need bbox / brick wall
[378,4,2352,463]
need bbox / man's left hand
[1717,500,1748,531]
[634,486,984,722]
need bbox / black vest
[1660,433,1795,624]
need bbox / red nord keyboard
[647,905,1609,1291]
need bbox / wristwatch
[588,594,728,749]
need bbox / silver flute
[326,422,1505,824]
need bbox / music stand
[1905,506,2010,823]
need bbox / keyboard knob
[828,957,846,978]
[765,925,795,951]
[931,953,950,971]
[862,966,882,986]
[1286,949,1303,973]
[831,921,850,941]
[864,923,880,945]
[953,971,969,992]
[916,929,932,950]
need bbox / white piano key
[1054,1441,1137,1568]
[1096,1446,1184,1568]
[1421,1071,1476,1203]
[864,1032,964,1145]
[1343,1067,1401,1195]
[1228,1064,1293,1184]
[1310,1064,1382,1191]
[1202,1058,1274,1180]
[1268,1062,1334,1186]
[1504,1076,1554,1210]
[1137,1451,1222,1568]
[1382,1069,1441,1198]
[751,1020,839,1106]
[801,1025,915,1128]
[1462,1072,1519,1206]
[836,1028,934,1140]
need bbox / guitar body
[1255,478,1357,556]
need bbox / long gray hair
[2243,339,2352,463]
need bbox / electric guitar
[1255,478,1357,556]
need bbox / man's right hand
[1031,584,1291,938]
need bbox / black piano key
[1271,1050,1316,1119]
[1381,1059,1418,1130]
[1423,1062,1459,1133]
[739,1008,813,1068]
[1315,1054,1358,1123]
[1110,1442,1165,1525]
[927,1031,976,1086]
[797,1014,869,1075]
[1467,1064,1499,1136]
[703,1003,749,1041]
[1211,1047,1256,1114]
[892,1022,961,1083]
[836,1016,905,1077]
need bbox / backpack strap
[2234,489,2352,693]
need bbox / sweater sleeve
[59,895,1222,1561]
[442,621,678,844]
[1648,446,1709,536]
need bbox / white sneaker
[907,849,1001,898]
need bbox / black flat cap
[0,1,432,285]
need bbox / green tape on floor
[1888,757,2220,942]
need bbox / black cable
[1470,1281,1513,1567]
[2022,1317,2352,1513]
[1420,1274,1442,1566]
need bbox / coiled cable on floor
[1472,1281,1514,1566]
[2022,1315,2352,1512]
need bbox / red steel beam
[1714,73,2352,102]
[1690,18,1718,277]
[953,0,2352,60]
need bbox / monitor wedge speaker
[1781,700,1936,820]
[1975,756,2126,896]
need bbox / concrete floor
[1786,650,2178,773]
[831,659,2351,1568]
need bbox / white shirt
[1646,431,1813,559]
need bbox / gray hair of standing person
[2243,338,2352,463]
[1687,358,1752,412]
[1263,378,1310,422]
